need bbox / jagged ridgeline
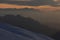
[0,8,57,38]
[0,8,41,23]
[0,8,40,16]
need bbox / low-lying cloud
[0,0,59,6]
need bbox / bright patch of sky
[53,0,60,5]
[53,0,58,2]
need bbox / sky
[0,0,60,6]
[0,0,60,9]
[0,0,60,5]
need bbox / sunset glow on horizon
[0,3,60,11]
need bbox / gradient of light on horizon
[0,0,60,11]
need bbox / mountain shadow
[0,14,55,37]
[52,31,60,40]
[0,15,46,32]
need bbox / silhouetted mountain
[0,14,57,39]
[0,15,48,33]
[52,31,60,40]
[0,8,59,39]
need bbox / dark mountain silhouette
[0,15,48,33]
[0,14,56,39]
[52,31,60,40]
[0,8,58,39]
[0,8,57,36]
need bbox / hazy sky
[0,0,60,6]
[0,0,60,11]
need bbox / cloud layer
[0,0,59,6]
